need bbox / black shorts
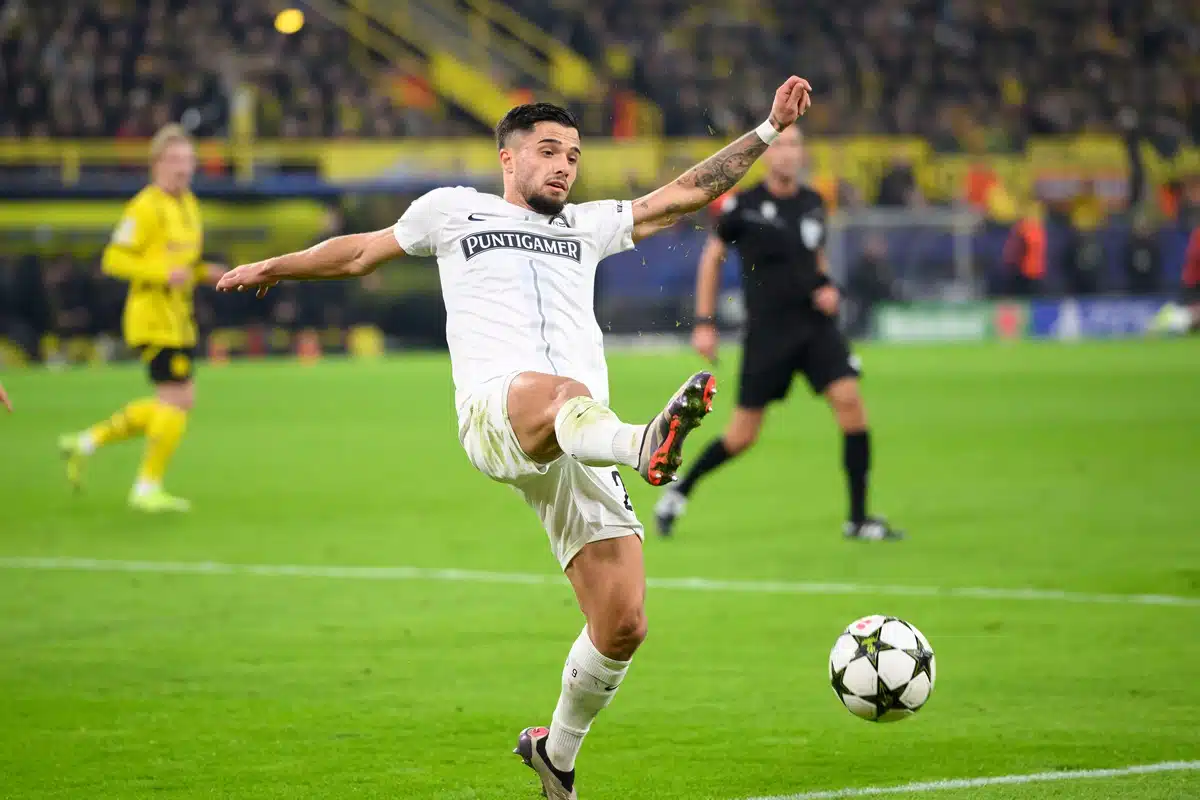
[738,322,860,409]
[137,346,196,385]
[1182,285,1200,305]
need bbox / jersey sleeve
[393,188,454,257]
[111,195,155,252]
[713,194,743,244]
[102,193,168,282]
[575,199,635,260]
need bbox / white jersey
[393,186,635,409]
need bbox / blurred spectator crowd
[2,0,1197,143]
[524,0,1199,147]
[0,0,441,138]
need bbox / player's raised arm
[216,228,403,298]
[630,76,811,243]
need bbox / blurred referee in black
[655,126,903,542]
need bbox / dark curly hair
[495,103,579,150]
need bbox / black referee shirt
[714,182,828,328]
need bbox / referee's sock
[675,439,731,497]
[844,430,870,524]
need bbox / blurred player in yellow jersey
[59,124,224,512]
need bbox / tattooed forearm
[675,131,770,201]
[632,127,776,239]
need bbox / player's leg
[514,465,646,799]
[506,369,716,486]
[804,325,902,540]
[59,346,163,491]
[524,538,645,773]
[128,348,194,512]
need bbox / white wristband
[755,119,781,144]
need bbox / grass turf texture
[1,339,1198,799]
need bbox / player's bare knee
[549,378,591,415]
[603,605,647,660]
[832,393,866,431]
[509,373,590,461]
[825,380,864,429]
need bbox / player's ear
[499,147,515,175]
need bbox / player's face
[765,126,804,179]
[155,141,196,194]
[505,122,580,215]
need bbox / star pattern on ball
[850,631,894,670]
[830,617,936,722]
[830,665,851,698]
[867,682,907,713]
[910,642,934,683]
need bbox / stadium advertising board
[875,298,1172,342]
[1028,298,1171,340]
[872,302,1028,343]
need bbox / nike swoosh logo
[467,213,508,221]
[604,685,618,691]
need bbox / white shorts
[457,372,644,569]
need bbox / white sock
[133,479,159,497]
[78,433,96,455]
[554,396,643,469]
[546,626,631,772]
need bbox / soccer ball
[829,614,936,722]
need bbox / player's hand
[167,268,190,287]
[217,261,278,299]
[692,323,720,364]
[813,285,840,317]
[768,76,813,131]
[0,380,10,412]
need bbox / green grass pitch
[1,339,1198,799]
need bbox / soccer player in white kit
[219,76,811,799]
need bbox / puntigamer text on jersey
[460,231,582,263]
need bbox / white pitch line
[0,557,1198,608]
[742,760,1200,800]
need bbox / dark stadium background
[1,0,1197,362]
